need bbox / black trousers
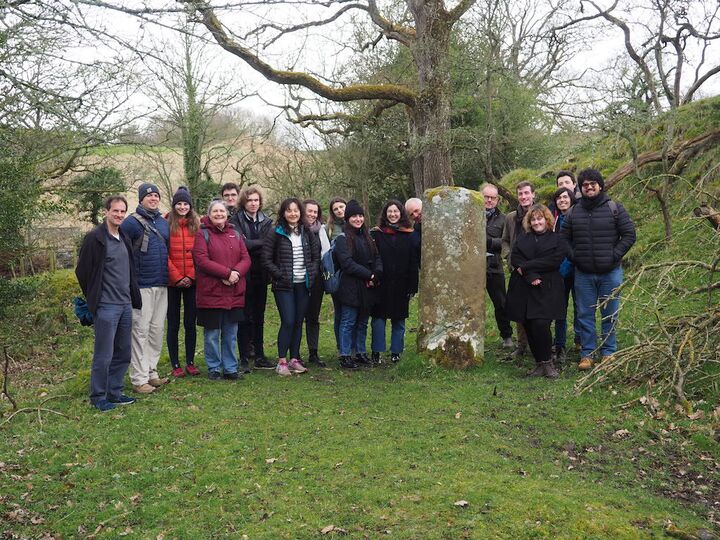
[166,285,197,368]
[304,277,324,352]
[485,272,513,339]
[521,318,553,364]
[238,275,268,359]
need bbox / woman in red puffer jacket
[166,187,201,378]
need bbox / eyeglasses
[483,195,498,200]
[581,181,599,188]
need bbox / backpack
[130,212,165,253]
[321,233,344,294]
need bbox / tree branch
[187,0,417,107]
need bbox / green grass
[1,271,718,538]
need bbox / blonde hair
[522,204,554,233]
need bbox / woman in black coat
[334,200,383,369]
[505,204,569,378]
[369,200,419,364]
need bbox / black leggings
[166,285,197,368]
[521,318,552,364]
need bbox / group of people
[75,167,635,411]
[483,168,636,378]
[76,182,422,411]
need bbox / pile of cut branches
[576,258,720,411]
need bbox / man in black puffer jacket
[560,168,636,371]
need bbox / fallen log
[693,204,720,231]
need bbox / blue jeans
[274,283,310,359]
[90,303,133,404]
[554,275,579,349]
[371,317,406,354]
[339,305,368,356]
[204,314,239,374]
[574,266,623,357]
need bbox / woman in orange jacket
[166,187,201,377]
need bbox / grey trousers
[90,302,133,404]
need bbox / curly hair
[522,204,555,233]
[377,199,412,229]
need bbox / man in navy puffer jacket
[561,168,636,370]
[120,182,170,394]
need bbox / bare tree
[554,0,720,112]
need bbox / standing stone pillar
[418,187,486,368]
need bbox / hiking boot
[502,337,514,349]
[133,384,155,394]
[354,353,371,366]
[553,346,567,363]
[171,367,185,378]
[600,354,614,364]
[543,361,560,379]
[223,372,241,381]
[185,364,201,376]
[240,358,251,374]
[578,357,593,371]
[109,394,136,406]
[511,346,527,358]
[528,363,546,377]
[390,353,401,363]
[371,351,381,365]
[254,356,275,370]
[208,371,222,381]
[93,399,117,412]
[339,356,359,369]
[276,360,292,377]
[308,351,326,367]
[148,377,169,387]
[288,359,308,374]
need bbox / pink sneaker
[276,360,292,377]
[171,367,185,378]
[288,358,308,374]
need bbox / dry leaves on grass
[453,500,469,507]
[320,524,347,534]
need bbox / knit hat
[172,186,193,208]
[138,182,160,202]
[344,199,365,218]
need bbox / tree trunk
[408,0,453,195]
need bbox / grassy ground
[1,271,718,539]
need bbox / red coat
[192,218,251,310]
[166,216,196,285]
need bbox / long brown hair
[327,197,346,236]
[168,204,200,235]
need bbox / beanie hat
[172,186,193,208]
[344,199,365,218]
[138,182,160,202]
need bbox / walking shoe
[339,356,359,369]
[578,357,593,370]
[223,372,241,380]
[240,358,251,374]
[553,346,567,364]
[528,363,546,377]
[390,353,401,363]
[543,361,560,379]
[371,351,381,365]
[132,384,155,394]
[276,360,292,377]
[109,394,136,406]
[354,353,371,366]
[148,377,169,387]
[93,399,117,412]
[254,356,275,370]
[208,371,222,381]
[171,367,185,378]
[511,346,527,358]
[308,351,326,368]
[185,364,201,376]
[288,359,308,374]
[502,337,514,349]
